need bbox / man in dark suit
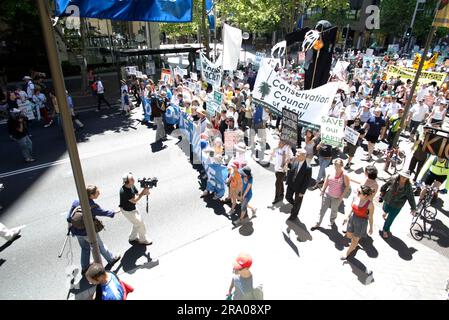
[286,149,312,221]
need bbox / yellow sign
[386,65,447,86]
[412,53,439,70]
[433,1,449,28]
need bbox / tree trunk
[202,0,210,58]
[79,17,88,94]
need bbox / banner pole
[391,0,440,149]
[37,0,102,264]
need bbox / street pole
[146,22,152,49]
[36,0,102,265]
[202,0,210,58]
[391,1,440,149]
[342,23,350,57]
[407,0,424,52]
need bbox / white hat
[23,76,32,80]
[398,170,411,179]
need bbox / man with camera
[119,173,153,246]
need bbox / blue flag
[206,0,215,31]
[55,0,193,23]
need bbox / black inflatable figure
[285,20,337,90]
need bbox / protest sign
[297,51,305,63]
[386,65,446,86]
[252,59,340,127]
[200,52,222,88]
[191,72,198,81]
[146,61,156,75]
[344,126,360,146]
[206,89,223,116]
[280,108,298,147]
[18,101,35,120]
[161,69,173,85]
[224,130,240,157]
[320,116,344,148]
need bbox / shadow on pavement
[433,198,449,219]
[113,245,158,275]
[0,236,21,253]
[427,219,449,248]
[317,224,346,251]
[67,275,94,300]
[150,141,168,153]
[286,219,312,242]
[382,234,417,261]
[0,259,5,267]
[282,231,299,257]
[358,236,379,258]
[344,254,374,285]
[238,221,254,236]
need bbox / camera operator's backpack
[70,205,104,233]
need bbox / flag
[206,0,215,31]
[222,23,242,71]
[55,0,193,23]
[433,0,449,28]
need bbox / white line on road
[0,137,150,178]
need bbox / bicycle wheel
[424,207,437,221]
[410,219,424,241]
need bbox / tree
[258,81,271,100]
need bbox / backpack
[91,81,98,92]
[70,205,104,233]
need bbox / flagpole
[391,0,441,149]
[37,0,102,264]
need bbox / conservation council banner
[386,65,446,87]
[253,59,341,127]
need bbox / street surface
[0,105,448,300]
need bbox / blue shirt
[101,272,124,300]
[242,176,253,201]
[67,199,115,237]
[366,116,386,137]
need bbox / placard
[161,69,173,85]
[224,130,240,157]
[18,101,35,120]
[344,127,360,146]
[320,116,344,148]
[280,108,298,147]
[191,72,198,81]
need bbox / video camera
[138,177,158,189]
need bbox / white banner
[253,59,341,126]
[344,127,360,146]
[222,23,242,71]
[321,116,345,148]
[200,52,222,88]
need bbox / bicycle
[382,146,406,175]
[410,184,438,241]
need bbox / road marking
[0,138,150,178]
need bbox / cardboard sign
[224,130,240,157]
[280,108,298,147]
[200,52,222,88]
[344,127,360,146]
[320,116,344,148]
[191,72,198,81]
[18,101,35,120]
[422,129,449,159]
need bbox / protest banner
[200,52,222,88]
[422,129,449,159]
[320,116,344,148]
[386,65,446,86]
[252,59,340,127]
[224,131,240,157]
[18,101,35,120]
[280,108,298,147]
[344,126,360,146]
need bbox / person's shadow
[344,253,375,285]
[358,236,379,258]
[0,235,22,252]
[317,224,347,251]
[112,245,159,275]
[286,219,313,243]
[150,141,167,153]
[380,232,417,261]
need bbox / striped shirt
[327,172,345,198]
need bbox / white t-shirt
[274,145,293,172]
[386,102,400,117]
[409,104,429,122]
[97,80,105,94]
[26,81,35,99]
[345,104,359,121]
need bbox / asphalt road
[0,107,230,299]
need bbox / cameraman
[119,173,153,246]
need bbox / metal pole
[36,0,102,264]
[342,23,349,56]
[407,0,422,52]
[391,1,440,149]
[146,22,152,49]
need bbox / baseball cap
[233,253,252,270]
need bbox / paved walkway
[116,128,449,300]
